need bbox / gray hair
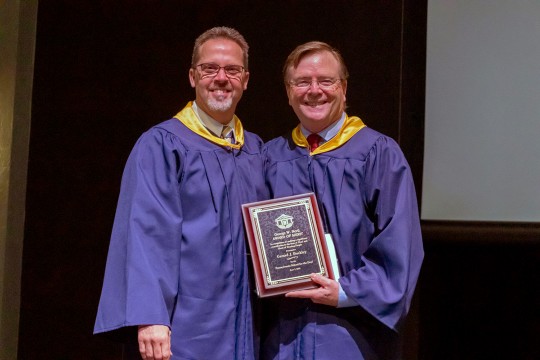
[191,26,249,69]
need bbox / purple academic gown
[261,124,424,360]
[94,115,267,359]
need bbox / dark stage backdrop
[20,1,426,359]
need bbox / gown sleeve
[94,127,184,336]
[338,136,424,332]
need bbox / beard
[206,94,233,112]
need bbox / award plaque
[242,193,336,297]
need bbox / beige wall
[422,0,540,221]
[0,0,37,358]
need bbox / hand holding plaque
[242,193,336,297]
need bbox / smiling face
[189,38,249,124]
[285,50,347,133]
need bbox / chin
[207,98,233,112]
[301,113,329,124]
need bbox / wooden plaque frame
[242,193,336,297]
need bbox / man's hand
[285,273,339,307]
[138,325,172,360]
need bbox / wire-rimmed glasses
[195,63,245,80]
[288,78,342,91]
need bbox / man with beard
[261,41,424,359]
[94,27,267,360]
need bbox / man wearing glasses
[94,27,267,360]
[261,41,424,359]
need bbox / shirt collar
[300,112,346,143]
[192,101,235,136]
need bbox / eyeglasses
[195,63,245,80]
[288,78,342,91]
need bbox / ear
[242,71,250,90]
[341,80,347,102]
[287,86,294,106]
[189,68,196,88]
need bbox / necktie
[307,133,322,152]
[221,125,234,144]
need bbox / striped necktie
[221,125,234,144]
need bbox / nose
[214,67,229,81]
[307,80,323,93]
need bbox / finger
[152,341,162,359]
[310,273,330,287]
[162,341,172,360]
[140,340,154,360]
[139,341,147,359]
[160,336,172,360]
[285,289,319,299]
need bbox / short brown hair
[191,26,249,69]
[282,41,349,85]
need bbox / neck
[207,110,234,124]
[304,119,338,134]
[301,112,346,139]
